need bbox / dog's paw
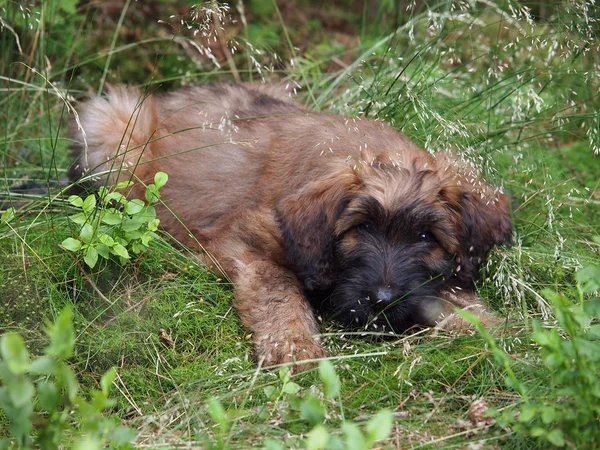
[255,332,326,373]
[435,304,503,331]
[434,290,503,331]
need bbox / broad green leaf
[264,440,285,450]
[263,386,277,400]
[138,206,157,222]
[101,367,117,396]
[122,218,142,232]
[300,394,326,426]
[61,237,82,252]
[208,398,229,434]
[99,234,115,246]
[279,366,292,384]
[84,246,99,268]
[45,307,74,360]
[576,265,600,293]
[125,230,143,241]
[141,232,153,246]
[30,356,56,375]
[342,422,367,450]
[546,429,565,447]
[58,0,78,14]
[79,223,95,243]
[154,171,168,189]
[1,396,33,440]
[1,207,15,225]
[518,404,538,423]
[283,381,301,395]
[541,406,557,424]
[8,377,34,408]
[319,360,340,399]
[125,199,145,215]
[58,363,79,401]
[73,437,102,450]
[107,426,136,446]
[37,381,59,411]
[68,195,84,207]
[588,323,600,339]
[104,192,127,203]
[115,180,134,190]
[90,389,108,412]
[145,185,160,203]
[325,435,345,450]
[82,194,97,214]
[0,333,30,374]
[131,242,146,254]
[306,425,329,450]
[97,244,110,259]
[69,212,87,224]
[530,427,547,437]
[98,186,109,198]
[111,244,130,260]
[365,409,393,443]
[101,210,123,225]
[148,218,160,231]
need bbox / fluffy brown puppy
[70,83,512,371]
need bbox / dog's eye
[419,231,435,242]
[356,221,372,232]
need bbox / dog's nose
[372,287,395,309]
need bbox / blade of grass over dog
[98,0,132,94]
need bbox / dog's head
[277,150,512,332]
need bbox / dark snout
[370,287,395,310]
[329,238,452,332]
[367,268,440,311]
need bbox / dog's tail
[69,86,159,187]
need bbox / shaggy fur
[70,83,513,371]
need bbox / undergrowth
[1,0,599,448]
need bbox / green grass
[1,0,599,448]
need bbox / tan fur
[71,83,512,372]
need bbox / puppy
[70,83,512,371]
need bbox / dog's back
[70,84,304,242]
[70,83,416,245]
[70,83,300,181]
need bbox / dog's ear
[449,187,513,288]
[276,170,358,293]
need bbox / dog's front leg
[435,290,502,330]
[232,258,326,373]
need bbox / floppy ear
[451,188,513,288]
[276,170,358,293]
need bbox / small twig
[347,382,368,400]
[353,411,410,421]
[22,28,39,92]
[103,293,152,326]
[0,15,23,53]
[212,11,240,82]
[331,56,349,69]
[113,371,143,416]
[158,328,176,349]
[98,0,133,94]
[78,263,115,306]
[21,241,27,283]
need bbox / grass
[1,0,599,448]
